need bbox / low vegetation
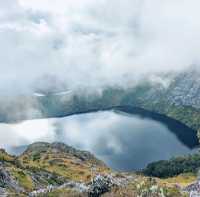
[0,142,198,196]
[143,153,200,178]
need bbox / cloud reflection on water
[0,111,193,170]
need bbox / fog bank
[0,0,200,95]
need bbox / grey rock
[88,174,131,197]
[0,167,24,193]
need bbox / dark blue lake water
[4,109,198,171]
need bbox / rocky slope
[0,142,108,196]
[0,142,199,196]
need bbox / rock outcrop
[0,142,197,196]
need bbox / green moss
[0,150,15,162]
[37,188,86,197]
[32,153,41,161]
[11,169,34,191]
[163,187,187,197]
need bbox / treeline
[143,153,200,178]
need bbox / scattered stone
[88,174,131,197]
[0,167,24,193]
[88,175,113,197]
[29,181,88,196]
[28,174,132,197]
[183,181,200,197]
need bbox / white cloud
[0,0,200,94]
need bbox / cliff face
[143,68,200,132]
[165,69,200,109]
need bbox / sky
[1,0,200,94]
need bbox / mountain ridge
[0,142,198,196]
[0,68,199,138]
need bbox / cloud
[0,119,55,149]
[0,0,200,95]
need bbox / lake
[1,109,198,171]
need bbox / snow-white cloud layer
[1,0,200,94]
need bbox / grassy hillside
[0,142,108,195]
[0,142,198,196]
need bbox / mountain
[0,142,108,196]
[0,142,198,196]
[0,67,199,137]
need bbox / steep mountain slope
[0,142,197,197]
[166,69,200,108]
[0,67,199,136]
[0,142,108,196]
[18,142,108,182]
